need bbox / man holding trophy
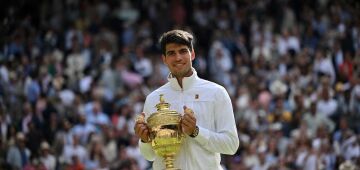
[134,29,239,170]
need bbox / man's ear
[191,50,196,61]
[162,55,167,65]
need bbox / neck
[176,77,183,88]
[175,69,194,88]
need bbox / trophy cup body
[147,94,184,170]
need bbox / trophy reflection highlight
[147,94,184,170]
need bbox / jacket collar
[168,68,198,91]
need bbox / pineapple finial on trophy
[156,94,170,111]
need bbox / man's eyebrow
[166,50,175,54]
[166,47,189,55]
[179,48,189,51]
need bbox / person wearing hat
[39,141,56,170]
[6,132,31,169]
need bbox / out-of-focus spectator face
[248,143,257,155]
[74,95,83,106]
[93,101,102,114]
[339,118,349,130]
[294,94,304,107]
[69,35,81,53]
[320,87,330,100]
[93,141,103,154]
[40,141,51,156]
[237,119,248,132]
[135,46,144,58]
[78,114,86,124]
[215,48,224,59]
[275,97,284,108]
[320,140,331,153]
[258,91,271,109]
[24,102,33,114]
[118,145,129,160]
[316,125,328,138]
[258,151,266,163]
[71,155,81,165]
[229,156,246,170]
[27,121,35,131]
[49,112,58,125]
[129,135,138,146]
[268,138,278,152]
[72,135,80,146]
[315,50,323,60]
[63,119,72,131]
[120,104,132,117]
[16,132,26,148]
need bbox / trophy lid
[147,94,180,128]
[156,94,170,111]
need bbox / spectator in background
[133,45,153,80]
[25,122,43,157]
[87,100,110,127]
[0,111,11,145]
[349,78,360,115]
[85,139,105,170]
[316,85,338,119]
[60,135,87,166]
[6,132,31,169]
[303,102,335,136]
[313,49,336,85]
[126,135,149,170]
[21,102,34,134]
[208,40,233,87]
[71,114,96,145]
[39,141,56,170]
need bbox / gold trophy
[146,94,184,170]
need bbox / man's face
[162,43,195,78]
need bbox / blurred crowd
[0,0,360,169]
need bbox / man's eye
[166,52,175,56]
[179,49,188,54]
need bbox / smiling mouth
[174,63,184,67]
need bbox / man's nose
[175,53,182,61]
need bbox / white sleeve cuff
[139,140,156,161]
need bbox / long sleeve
[138,97,156,161]
[139,140,155,161]
[193,87,239,154]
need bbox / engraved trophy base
[163,154,180,170]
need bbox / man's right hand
[134,112,151,143]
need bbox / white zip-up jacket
[139,68,239,170]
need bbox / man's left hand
[181,106,197,135]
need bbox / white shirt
[302,112,335,134]
[316,99,338,117]
[40,154,56,170]
[134,57,153,77]
[61,144,88,164]
[139,68,239,170]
